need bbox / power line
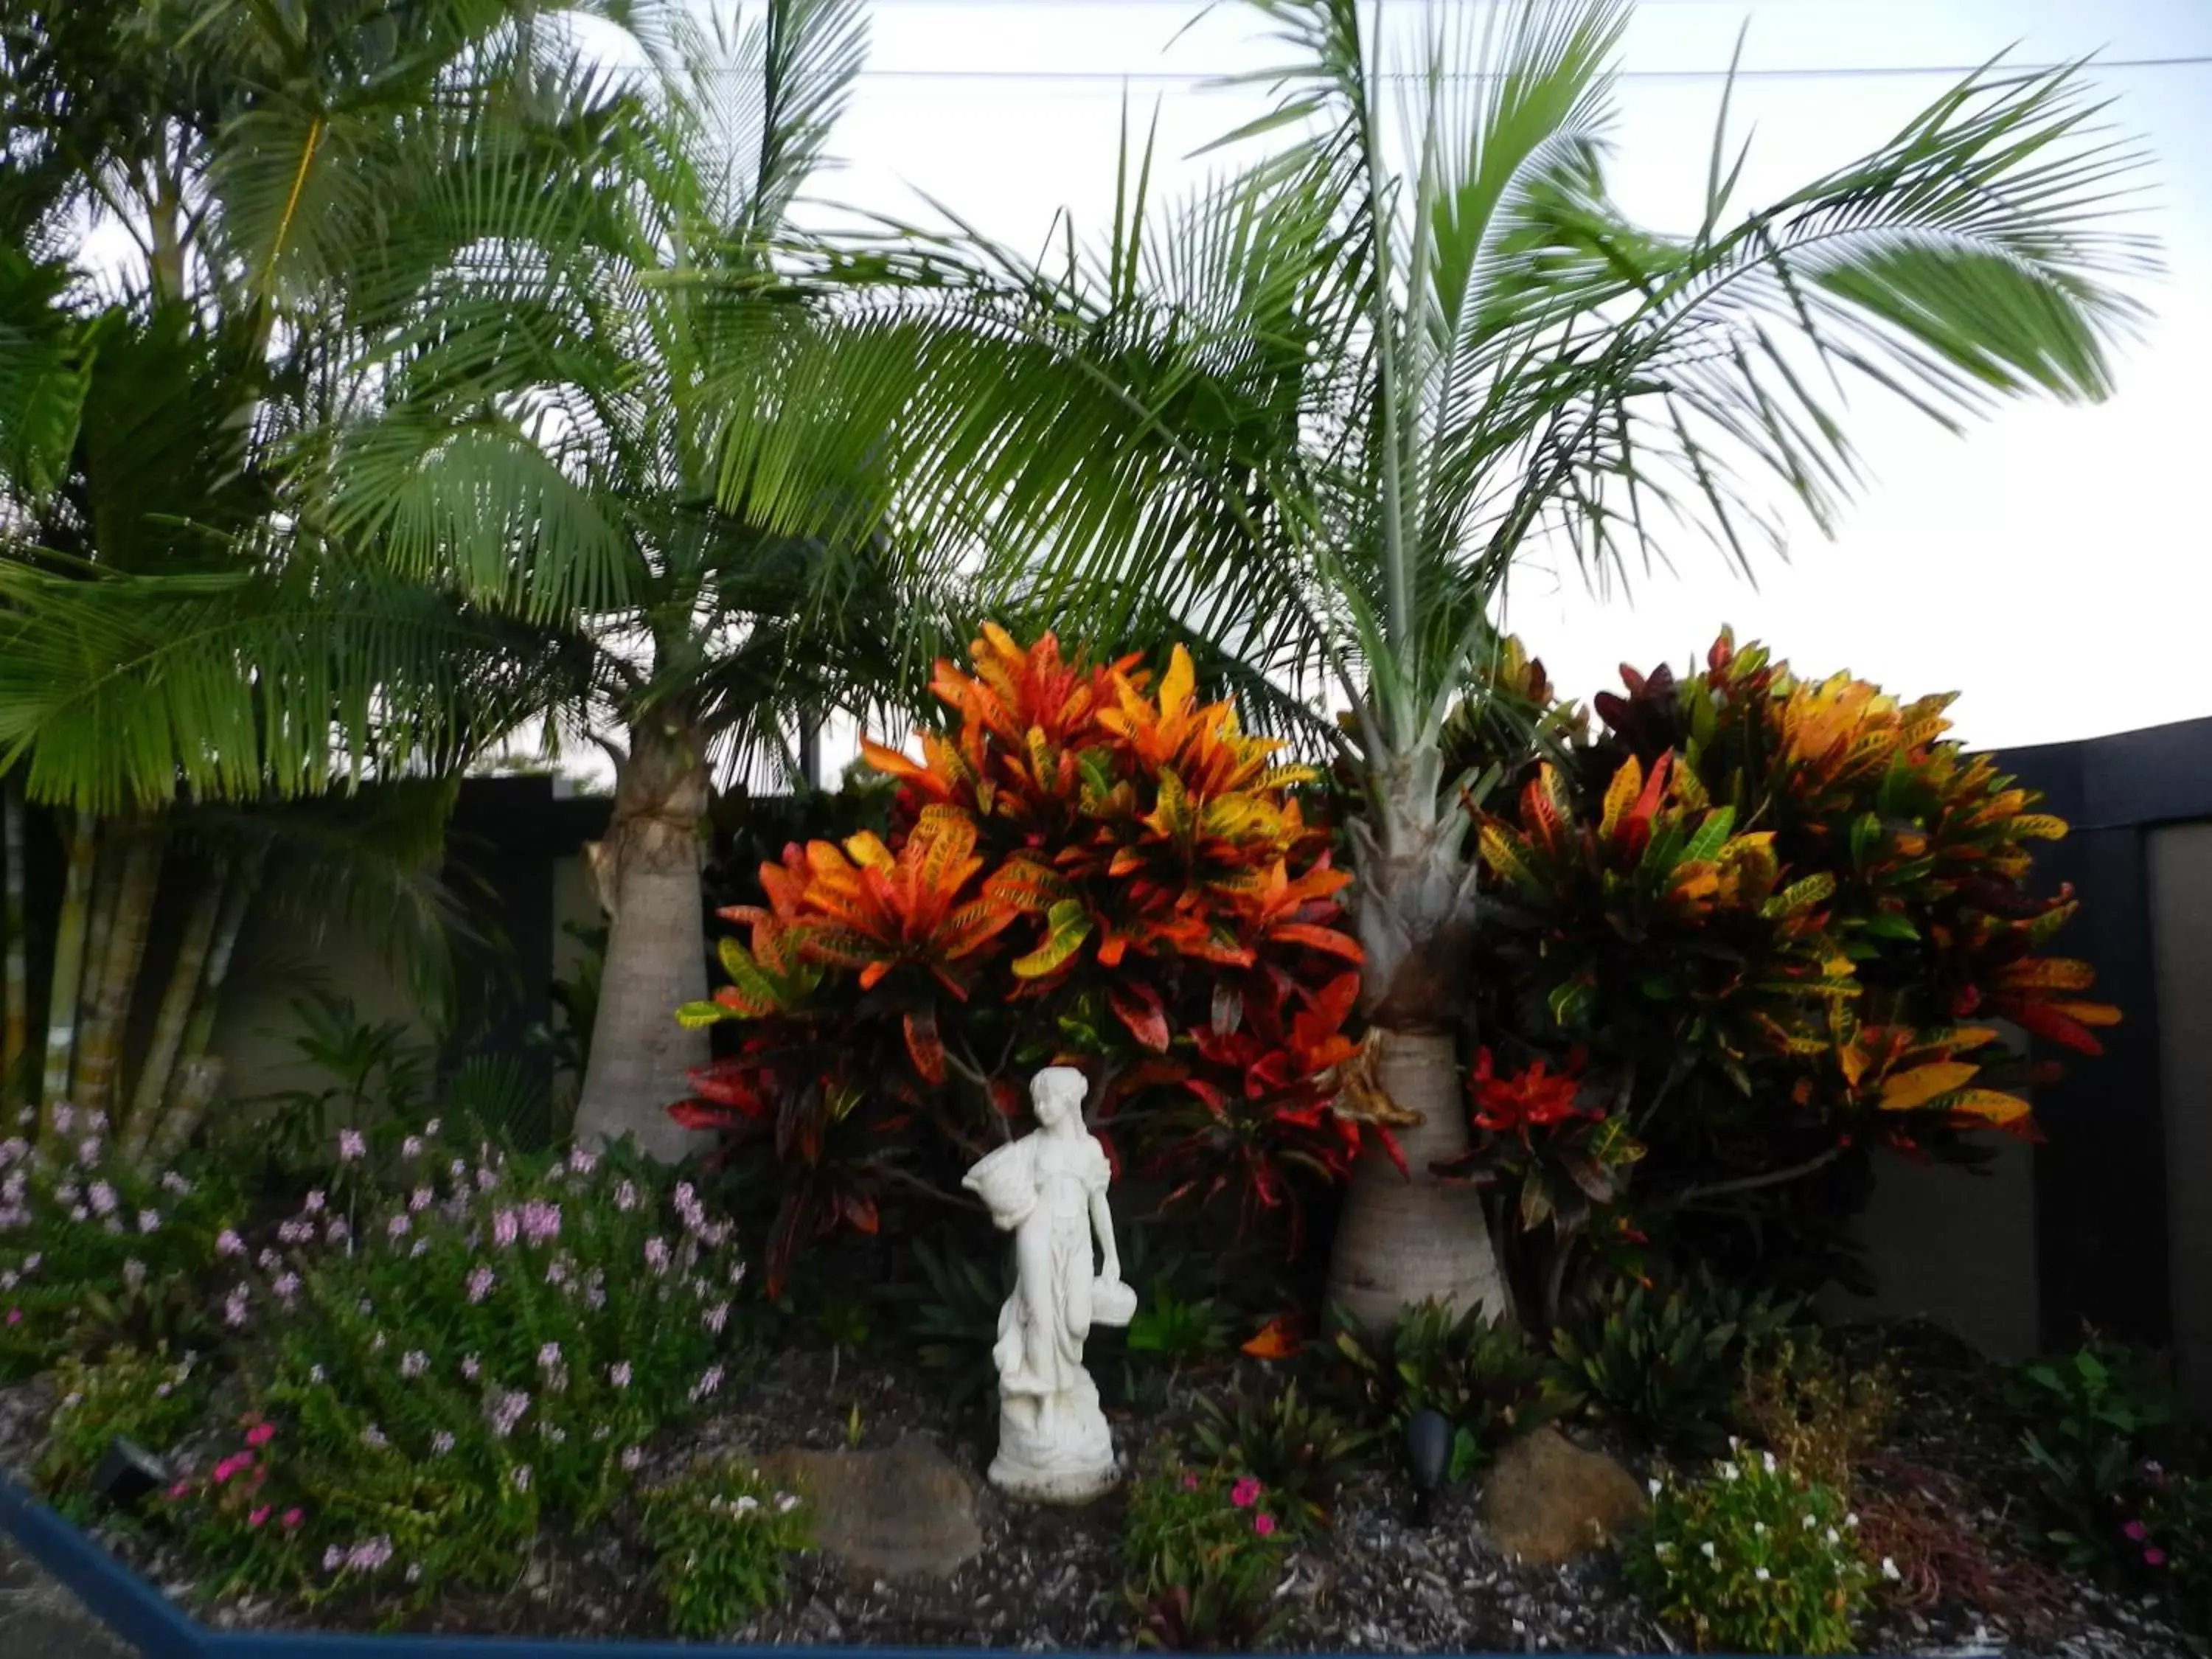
[834,52,2212,83]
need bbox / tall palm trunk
[73,824,164,1123]
[122,865,226,1161]
[38,810,98,1139]
[1326,745,1509,1328]
[573,717,714,1163]
[2,778,27,1104]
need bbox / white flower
[1719,1461,1741,1481]
[1753,1522,1767,1536]
[1802,1513,1818,1530]
[1761,1451,1777,1475]
[1700,1542,1717,1560]
[1824,1527,1840,1545]
[775,1492,800,1514]
[1754,1568,1770,1582]
[1647,1478,1663,1499]
[734,1494,759,1514]
[1882,1557,1901,1582]
[1846,1513,1860,1529]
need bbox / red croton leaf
[1108,981,1172,1052]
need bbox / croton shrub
[1446,629,2116,1307]
[672,627,1366,1291]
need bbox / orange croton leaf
[1241,1314,1304,1360]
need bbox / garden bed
[3,1321,2202,1656]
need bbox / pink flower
[137,1208,161,1234]
[2146,1547,2167,1568]
[246,1422,276,1448]
[167,1479,191,1500]
[613,1180,638,1212]
[467,1266,496,1304]
[644,1237,671,1275]
[1253,1513,1277,1537]
[1230,1477,1262,1509]
[1181,1472,1200,1491]
[338,1130,366,1162]
[409,1187,432,1212]
[520,1200,561,1244]
[4,1308,18,1326]
[568,1147,597,1176]
[400,1136,424,1161]
[620,1447,644,1472]
[387,1214,411,1240]
[538,1341,562,1370]
[512,1465,532,1492]
[492,1210,519,1249]
[248,1506,271,1528]
[282,1509,304,1530]
[610,1360,632,1389]
[2126,1520,2149,1542]
[304,1190,326,1214]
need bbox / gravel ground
[1,1326,2208,1655]
[0,1535,139,1659]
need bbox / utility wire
[829,53,2212,83]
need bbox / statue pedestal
[987,1370,1118,1504]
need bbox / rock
[1479,1427,1646,1567]
[754,1436,984,1582]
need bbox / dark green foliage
[35,1344,204,1520]
[1332,1299,1574,1478]
[1192,1380,1376,1533]
[888,1237,1009,1406]
[1553,1272,1800,1455]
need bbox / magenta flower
[248,1506,271,1529]
[282,1509,304,1530]
[4,1308,19,1326]
[167,1479,190,1500]
[1230,1477,1262,1509]
[2146,1547,2167,1568]
[1181,1472,1200,1492]
[246,1422,276,1448]
[2126,1520,2149,1542]
[1253,1513,1277,1537]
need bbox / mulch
[1,1320,2206,1655]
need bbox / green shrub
[2139,1466,2212,1632]
[0,1117,238,1377]
[156,1410,317,1600]
[639,1459,812,1638]
[191,1133,751,1611]
[1124,1456,1289,1651]
[36,1345,204,1517]
[1332,1299,1572,1478]
[2017,1336,2203,1593]
[1192,1380,1374,1534]
[1627,1444,1877,1654]
[1554,1272,1798,1455]
[1736,1332,1897,1491]
[889,1237,1009,1406]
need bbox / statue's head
[1031,1065,1088,1129]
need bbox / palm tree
[703,0,2152,1323]
[316,0,937,1159]
[0,0,646,1155]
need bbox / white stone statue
[961,1065,1135,1503]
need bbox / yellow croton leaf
[1944,1088,2034,1129]
[1877,1060,1980,1113]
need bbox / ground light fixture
[1404,1406,1451,1526]
[90,1436,172,1507]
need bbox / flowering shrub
[1122,1456,1289,1650]
[35,1345,204,1518]
[1191,1381,1375,1534]
[638,1459,812,1638]
[675,628,1365,1289]
[1627,1445,1877,1655]
[0,1109,238,1377]
[2138,1466,2212,1631]
[156,1412,316,1599]
[175,1131,749,1613]
[1450,630,2114,1295]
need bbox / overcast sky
[796,0,2212,756]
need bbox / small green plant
[1736,1332,1897,1490]
[36,1346,204,1517]
[1123,1455,1289,1651]
[1627,1444,1878,1654]
[2008,1332,2191,1578]
[639,1460,812,1638]
[1332,1299,1572,1477]
[1554,1272,1799,1455]
[2138,1465,2212,1632]
[1127,1283,1231,1364]
[155,1411,318,1601]
[1192,1380,1375,1533]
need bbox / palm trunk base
[571,784,714,1164]
[1326,1028,1509,1330]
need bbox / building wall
[2149,822,2212,1413]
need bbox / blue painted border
[4,1470,1822,1659]
[0,1472,206,1658]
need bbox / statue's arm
[1087,1144,1121,1281]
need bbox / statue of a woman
[961,1066,1133,1502]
